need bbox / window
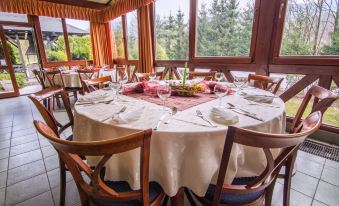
[65,19,92,60]
[196,0,255,57]
[280,0,339,56]
[155,0,189,60]
[39,16,67,61]
[126,11,139,60]
[110,17,125,59]
[0,12,28,23]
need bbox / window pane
[196,0,255,57]
[0,12,28,23]
[155,0,189,60]
[126,11,139,60]
[280,0,339,56]
[39,16,67,62]
[110,17,125,59]
[65,19,92,60]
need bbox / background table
[73,89,286,197]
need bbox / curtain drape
[0,0,101,22]
[90,22,112,66]
[137,5,154,73]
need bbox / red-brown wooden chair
[247,74,284,95]
[32,69,46,89]
[185,111,322,206]
[34,121,166,206]
[28,87,74,206]
[80,76,113,94]
[134,72,164,82]
[77,67,101,93]
[188,71,217,81]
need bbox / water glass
[215,72,224,82]
[214,84,227,107]
[149,73,157,81]
[157,84,172,112]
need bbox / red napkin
[143,81,160,96]
[122,83,144,94]
[61,71,70,74]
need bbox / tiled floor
[0,96,338,206]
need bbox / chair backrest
[188,71,216,81]
[32,69,46,88]
[134,72,164,82]
[34,120,153,206]
[77,68,100,81]
[212,111,322,206]
[247,74,284,95]
[81,76,113,93]
[290,85,338,133]
[28,87,73,135]
[44,68,65,87]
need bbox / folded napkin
[210,107,239,125]
[240,92,274,104]
[77,92,109,103]
[111,106,144,124]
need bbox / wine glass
[215,72,224,82]
[108,82,120,98]
[149,73,157,81]
[157,84,172,112]
[214,84,227,107]
[233,77,248,94]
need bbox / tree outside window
[126,11,139,60]
[110,17,125,59]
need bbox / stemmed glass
[233,77,248,94]
[214,84,227,107]
[115,68,129,100]
[157,84,172,112]
[215,72,224,82]
[149,73,157,81]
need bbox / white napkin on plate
[240,92,274,104]
[77,93,109,103]
[111,106,144,124]
[210,107,239,125]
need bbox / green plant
[0,73,26,88]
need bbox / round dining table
[73,87,286,197]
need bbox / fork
[102,106,127,122]
[196,110,217,127]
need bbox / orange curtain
[137,5,154,73]
[0,0,101,22]
[90,22,112,66]
[102,0,154,22]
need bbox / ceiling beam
[42,0,108,10]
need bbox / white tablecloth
[73,88,286,197]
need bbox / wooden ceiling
[42,0,115,10]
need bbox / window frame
[109,16,126,60]
[272,0,339,66]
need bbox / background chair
[32,69,46,89]
[77,67,101,93]
[80,76,113,94]
[34,121,166,206]
[247,74,284,95]
[188,71,216,81]
[185,111,322,206]
[134,72,164,82]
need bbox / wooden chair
[28,86,74,206]
[185,111,322,206]
[77,68,101,93]
[188,71,216,81]
[32,69,46,89]
[134,72,164,82]
[247,74,284,95]
[81,76,113,94]
[34,121,166,206]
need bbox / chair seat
[204,177,264,205]
[93,181,163,206]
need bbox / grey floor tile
[7,160,45,186]
[0,188,5,206]
[0,172,7,189]
[11,128,36,139]
[297,151,326,165]
[324,159,339,170]
[8,149,42,169]
[296,156,324,178]
[47,168,73,189]
[0,140,10,150]
[15,191,54,206]
[0,133,11,142]
[52,180,80,206]
[314,181,339,206]
[41,145,57,158]
[39,138,51,148]
[0,158,8,173]
[290,172,319,197]
[5,174,50,206]
[0,128,11,135]
[10,134,38,147]
[44,155,59,171]
[312,200,328,206]
[321,166,339,187]
[0,148,9,160]
[272,182,313,206]
[10,141,40,157]
[11,125,35,132]
[0,121,12,129]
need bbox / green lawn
[285,98,339,126]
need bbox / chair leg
[55,95,62,109]
[184,188,197,206]
[59,158,66,206]
[265,178,277,206]
[283,152,297,206]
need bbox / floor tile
[44,155,59,171]
[47,168,73,189]
[290,172,319,197]
[0,172,7,189]
[324,159,339,170]
[15,191,54,206]
[10,134,38,147]
[41,145,57,158]
[315,181,339,206]
[0,140,10,150]
[297,151,326,165]
[52,180,80,206]
[10,141,40,157]
[0,128,11,135]
[39,138,51,148]
[321,166,339,187]
[11,124,35,132]
[7,160,46,186]
[296,156,324,178]
[311,200,328,206]
[0,158,8,173]
[0,188,5,206]
[11,127,36,138]
[0,148,9,160]
[0,121,12,129]
[272,182,313,206]
[0,133,11,142]
[8,149,42,169]
[5,174,50,206]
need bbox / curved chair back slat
[248,74,284,95]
